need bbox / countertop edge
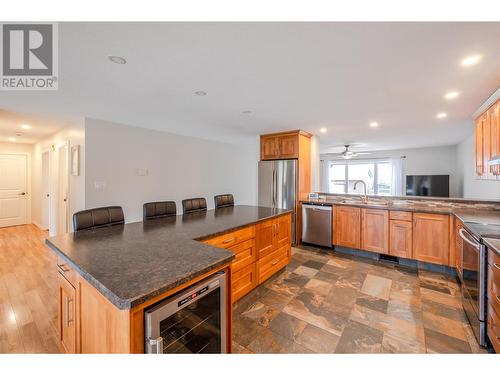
[194,209,293,241]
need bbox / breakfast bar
[45,206,293,354]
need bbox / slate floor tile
[232,246,482,354]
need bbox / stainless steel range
[460,222,500,347]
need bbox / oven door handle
[459,228,480,250]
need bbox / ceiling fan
[327,145,372,159]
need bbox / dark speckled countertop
[46,205,292,310]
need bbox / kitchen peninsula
[45,206,292,354]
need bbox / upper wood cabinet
[474,94,500,180]
[413,213,450,265]
[260,130,311,161]
[334,206,361,248]
[361,208,389,254]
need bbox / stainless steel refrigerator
[258,160,297,244]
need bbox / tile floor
[232,246,486,354]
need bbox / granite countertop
[46,205,292,310]
[302,198,500,218]
[483,237,500,256]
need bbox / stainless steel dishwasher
[302,203,332,248]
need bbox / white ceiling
[0,22,499,151]
[0,109,70,143]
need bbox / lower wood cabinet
[412,213,450,265]
[334,206,361,248]
[361,208,389,254]
[205,212,292,303]
[455,219,463,277]
[389,220,412,258]
[488,250,500,353]
[58,272,76,354]
[231,263,257,302]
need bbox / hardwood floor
[0,225,59,353]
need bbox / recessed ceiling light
[444,91,460,100]
[436,113,447,119]
[194,91,207,96]
[461,55,481,67]
[320,127,327,133]
[369,122,379,128]
[8,137,16,142]
[20,124,31,130]
[108,55,127,64]
[242,110,252,114]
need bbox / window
[328,159,394,196]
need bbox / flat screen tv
[405,175,449,197]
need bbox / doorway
[57,143,69,235]
[0,154,28,228]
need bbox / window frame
[328,158,392,196]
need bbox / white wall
[321,145,460,197]
[0,142,33,224]
[85,118,259,223]
[457,131,500,200]
[32,121,86,234]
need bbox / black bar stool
[73,206,124,231]
[214,194,234,209]
[182,198,207,214]
[143,201,177,221]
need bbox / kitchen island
[45,205,292,354]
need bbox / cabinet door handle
[65,296,74,327]
[222,238,234,244]
[271,259,279,266]
[58,264,69,273]
[494,263,500,272]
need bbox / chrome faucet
[354,180,368,204]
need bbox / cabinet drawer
[57,257,77,288]
[229,239,256,272]
[257,245,289,284]
[204,226,255,248]
[487,303,500,353]
[389,210,412,221]
[488,263,500,318]
[232,263,257,303]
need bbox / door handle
[222,238,234,244]
[19,192,26,196]
[459,229,480,250]
[64,296,73,327]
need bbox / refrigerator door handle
[272,166,276,207]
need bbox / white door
[41,150,51,230]
[57,144,69,235]
[0,154,28,228]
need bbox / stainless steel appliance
[258,160,297,243]
[302,203,332,248]
[460,222,500,347]
[145,272,227,354]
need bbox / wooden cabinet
[361,208,389,254]
[488,250,500,353]
[260,135,279,160]
[231,263,257,303]
[256,214,292,284]
[333,206,361,248]
[204,213,292,303]
[412,213,450,265]
[489,101,500,177]
[474,95,500,180]
[455,219,463,277]
[475,114,486,177]
[58,272,76,354]
[260,131,308,160]
[389,220,412,259]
